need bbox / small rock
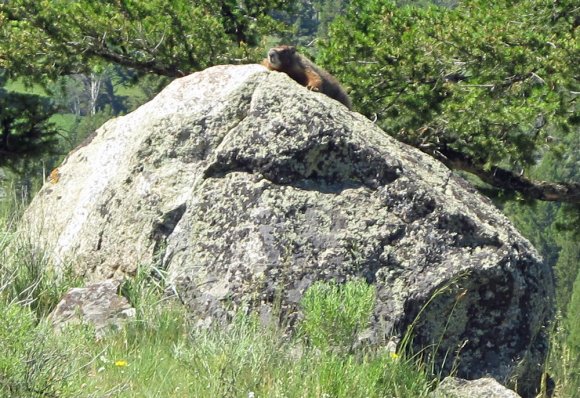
[430,377,521,398]
[48,279,135,337]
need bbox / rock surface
[22,64,554,396]
[430,377,521,398]
[48,279,135,336]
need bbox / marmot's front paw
[307,85,320,92]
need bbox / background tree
[317,0,579,203]
[50,65,132,117]
[313,0,350,38]
[0,71,59,170]
[274,0,349,47]
[504,128,579,313]
[0,0,291,80]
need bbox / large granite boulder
[21,64,554,396]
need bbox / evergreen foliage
[0,72,59,170]
[0,0,292,79]
[318,0,578,201]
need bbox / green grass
[4,78,49,97]
[0,229,435,398]
[546,310,580,397]
[0,276,434,397]
[49,113,78,133]
[59,293,434,397]
[114,83,145,99]
[300,278,375,351]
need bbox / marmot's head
[266,45,297,70]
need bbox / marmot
[262,45,352,109]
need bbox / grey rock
[430,377,521,398]
[48,279,135,336]
[22,64,554,397]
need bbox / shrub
[300,278,376,351]
[0,301,86,397]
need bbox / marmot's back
[262,45,352,109]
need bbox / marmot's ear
[288,46,296,54]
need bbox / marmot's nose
[268,49,277,59]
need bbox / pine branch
[425,145,580,204]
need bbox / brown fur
[262,45,352,109]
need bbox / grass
[50,113,78,134]
[545,314,580,397]
[4,78,49,97]
[0,274,434,397]
[300,278,376,351]
[0,201,435,398]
